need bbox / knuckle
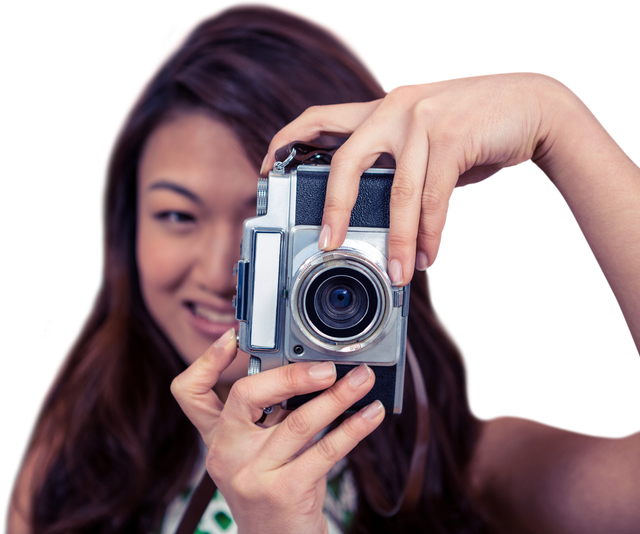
[230,469,257,502]
[411,97,437,124]
[390,179,418,205]
[341,417,363,443]
[322,193,350,214]
[417,224,440,243]
[322,197,351,224]
[422,186,447,215]
[315,435,339,463]
[327,149,346,169]
[302,104,323,118]
[384,85,403,100]
[227,377,252,406]
[283,409,313,438]
[387,232,414,250]
[170,375,185,401]
[301,105,331,130]
[321,382,349,410]
[330,150,360,173]
[280,363,301,392]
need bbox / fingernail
[214,328,236,348]
[309,361,336,380]
[347,364,371,388]
[389,259,403,285]
[361,400,384,421]
[415,251,428,271]
[318,224,331,250]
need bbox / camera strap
[273,141,340,172]
[359,341,430,516]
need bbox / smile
[187,302,236,324]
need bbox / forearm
[534,81,640,350]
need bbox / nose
[193,221,241,298]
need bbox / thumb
[171,328,238,444]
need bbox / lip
[183,301,238,338]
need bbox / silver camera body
[233,164,410,413]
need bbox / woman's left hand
[262,73,565,284]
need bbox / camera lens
[316,276,367,328]
[329,288,351,309]
[304,267,378,339]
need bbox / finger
[319,119,393,251]
[224,361,339,424]
[260,101,382,175]
[416,147,460,268]
[261,363,376,466]
[286,399,385,482]
[171,328,237,443]
[386,120,430,285]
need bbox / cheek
[137,220,192,297]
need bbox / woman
[10,5,640,534]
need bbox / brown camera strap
[359,342,430,516]
[175,471,216,534]
[176,343,429,532]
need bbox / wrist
[530,76,623,189]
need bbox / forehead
[138,111,257,198]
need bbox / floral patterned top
[158,457,357,534]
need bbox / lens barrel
[291,248,392,352]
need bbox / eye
[155,211,196,224]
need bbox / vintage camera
[233,150,410,414]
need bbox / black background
[0,0,640,516]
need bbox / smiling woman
[11,6,484,534]
[9,4,640,534]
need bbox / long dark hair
[22,6,487,533]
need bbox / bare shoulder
[469,417,640,534]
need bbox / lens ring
[290,247,394,353]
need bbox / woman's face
[137,111,256,382]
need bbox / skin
[136,111,257,385]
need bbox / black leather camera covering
[295,168,394,228]
[289,167,398,413]
[286,363,397,413]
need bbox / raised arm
[263,73,640,350]
[532,87,640,350]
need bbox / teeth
[193,304,236,323]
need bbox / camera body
[233,164,410,413]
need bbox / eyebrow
[148,180,202,204]
[148,180,258,210]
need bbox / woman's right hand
[171,328,385,534]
